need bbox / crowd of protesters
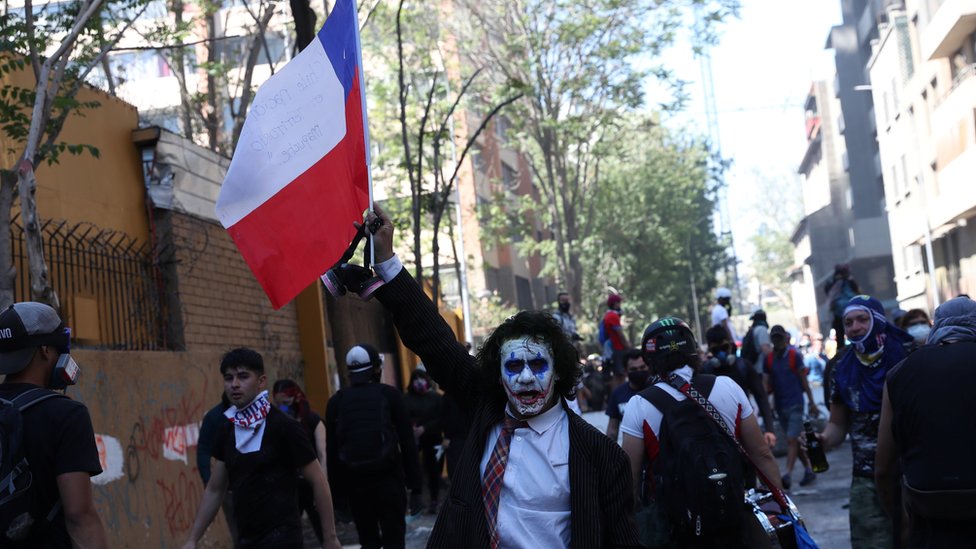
[7,208,973,549]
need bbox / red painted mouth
[515,390,546,405]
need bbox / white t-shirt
[711,304,738,341]
[620,366,754,441]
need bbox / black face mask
[627,370,651,389]
[558,302,571,313]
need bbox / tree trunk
[16,160,59,309]
[289,0,316,51]
[205,5,222,151]
[231,7,275,148]
[0,171,18,309]
[171,0,193,138]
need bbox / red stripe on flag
[227,70,369,309]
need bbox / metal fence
[11,220,166,350]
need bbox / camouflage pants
[849,476,893,549]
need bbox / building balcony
[930,146,976,230]
[932,68,976,164]
[920,0,976,60]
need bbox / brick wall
[166,211,304,381]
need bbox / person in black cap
[0,302,107,548]
[741,309,772,375]
[325,344,421,549]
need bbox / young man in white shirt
[711,287,738,343]
[621,317,780,547]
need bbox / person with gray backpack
[0,302,106,548]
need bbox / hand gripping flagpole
[351,2,376,266]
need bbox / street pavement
[314,395,855,548]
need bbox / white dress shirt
[479,402,571,548]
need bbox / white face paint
[499,337,557,417]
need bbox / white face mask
[499,337,557,417]
[907,324,931,344]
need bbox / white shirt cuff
[374,254,403,283]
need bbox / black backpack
[335,384,399,472]
[0,388,67,542]
[640,375,745,538]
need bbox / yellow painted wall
[1,66,149,242]
[71,349,232,548]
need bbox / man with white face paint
[499,337,557,417]
[361,206,640,548]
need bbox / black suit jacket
[376,269,641,548]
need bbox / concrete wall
[70,349,232,548]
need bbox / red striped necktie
[482,415,528,549]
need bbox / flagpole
[351,0,375,266]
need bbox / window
[494,116,510,142]
[899,155,909,196]
[484,267,501,294]
[515,276,533,310]
[502,163,519,190]
[890,163,901,196]
[471,147,487,174]
[890,77,900,114]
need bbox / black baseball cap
[0,302,67,375]
[769,325,788,339]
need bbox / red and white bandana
[224,390,271,453]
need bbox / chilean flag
[216,0,369,309]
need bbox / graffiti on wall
[73,352,227,546]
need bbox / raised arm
[366,207,479,401]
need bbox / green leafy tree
[747,170,804,312]
[362,0,519,306]
[457,0,740,308]
[581,119,727,337]
[0,0,150,308]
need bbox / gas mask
[46,327,79,391]
[322,216,384,300]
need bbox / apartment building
[868,0,976,309]
[793,80,854,334]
